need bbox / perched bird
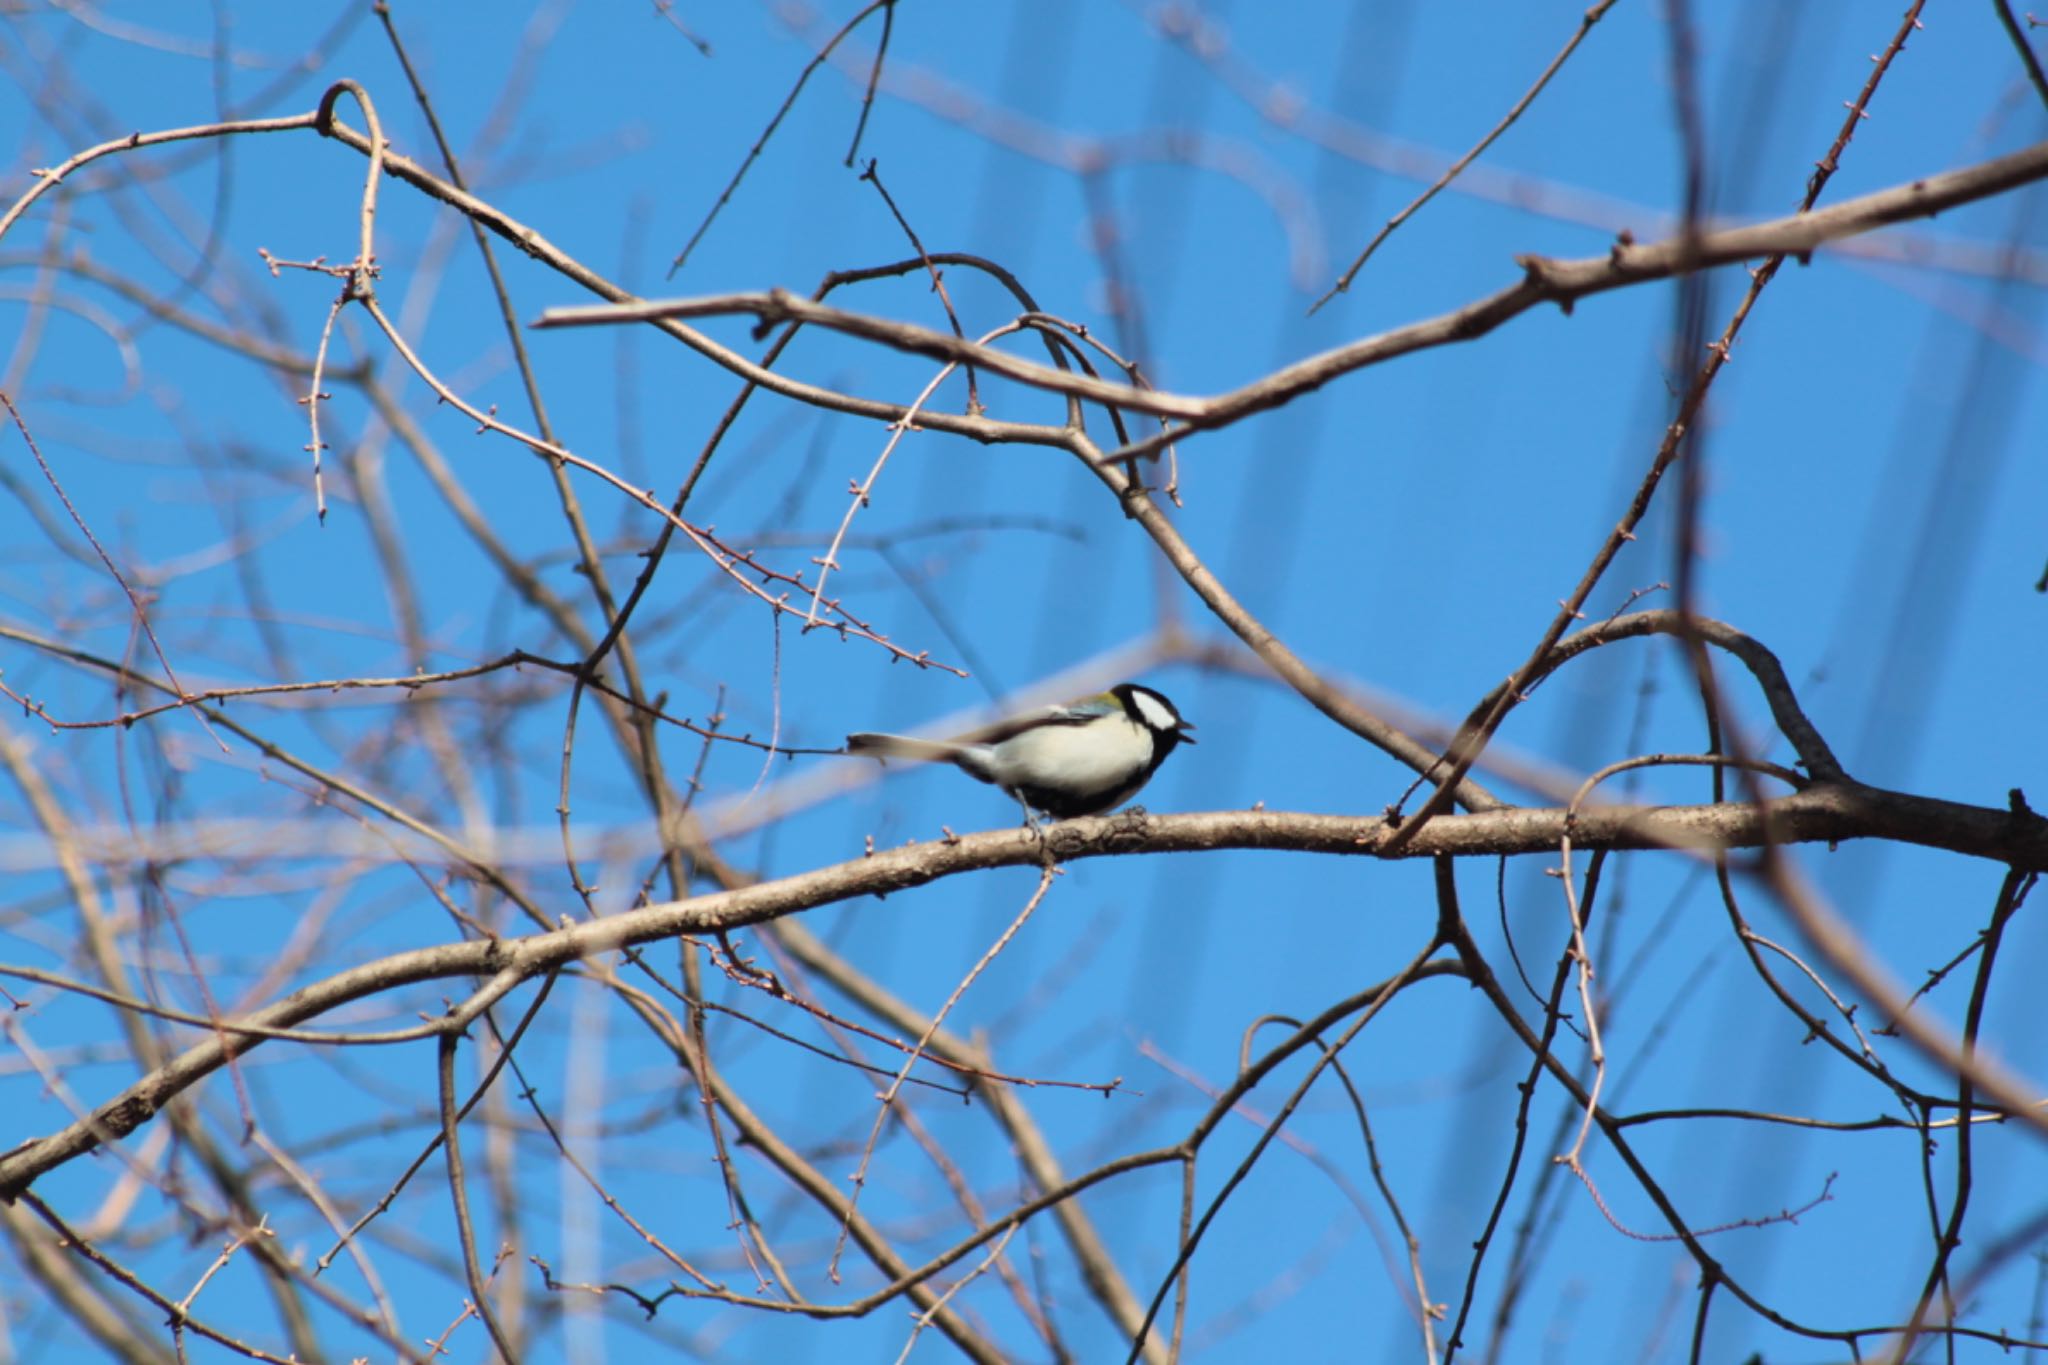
[846,683,1195,821]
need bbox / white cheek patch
[1130,688,1179,731]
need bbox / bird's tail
[844,732,972,765]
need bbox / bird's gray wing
[956,694,1116,746]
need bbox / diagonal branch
[534,139,2048,458]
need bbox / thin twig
[1310,0,1622,311]
[0,392,226,753]
[668,0,894,274]
[831,865,1058,1279]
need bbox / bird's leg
[1011,792,1058,868]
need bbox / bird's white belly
[980,721,1143,794]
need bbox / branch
[533,139,2048,459]
[3,776,2042,1199]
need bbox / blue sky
[1,2,2045,1362]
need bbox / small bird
[846,683,1195,821]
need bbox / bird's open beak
[1178,723,1196,744]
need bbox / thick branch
[3,777,2041,1199]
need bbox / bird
[845,683,1195,821]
